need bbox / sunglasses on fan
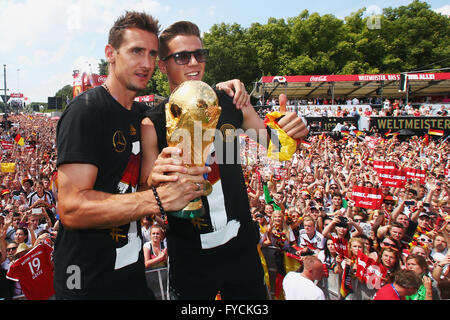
[161,49,209,65]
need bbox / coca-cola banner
[405,168,426,183]
[373,160,397,173]
[356,251,387,290]
[351,185,383,209]
[378,168,407,188]
[134,95,155,103]
[262,72,450,83]
[1,140,13,150]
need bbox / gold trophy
[166,80,222,219]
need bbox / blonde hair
[270,210,290,235]
[348,237,366,258]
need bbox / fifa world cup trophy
[165,80,222,219]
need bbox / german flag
[300,140,311,148]
[385,130,399,138]
[340,263,353,299]
[428,129,444,136]
[264,111,297,161]
[14,134,24,146]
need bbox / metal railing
[145,267,169,300]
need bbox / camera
[339,216,348,224]
[336,216,348,228]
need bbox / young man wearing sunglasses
[141,21,308,299]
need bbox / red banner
[134,95,155,103]
[378,168,407,188]
[1,140,13,150]
[262,72,450,83]
[373,160,397,173]
[351,186,383,209]
[356,251,388,290]
[25,144,35,153]
[364,136,381,150]
[405,168,426,183]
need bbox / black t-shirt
[146,90,259,257]
[54,86,149,299]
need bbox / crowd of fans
[0,96,448,300]
[263,97,449,118]
[241,105,450,299]
[0,114,59,299]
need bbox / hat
[14,243,30,257]
[383,195,396,203]
[22,178,33,187]
[1,189,10,196]
[419,212,431,218]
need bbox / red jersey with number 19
[6,243,55,300]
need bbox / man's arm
[241,106,309,147]
[57,161,204,230]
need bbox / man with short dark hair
[373,269,421,300]
[54,11,207,300]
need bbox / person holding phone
[27,208,53,240]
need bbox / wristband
[151,186,166,218]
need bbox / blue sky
[0,0,448,103]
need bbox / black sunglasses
[161,49,209,65]
[382,242,397,248]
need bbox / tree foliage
[202,0,449,92]
[55,84,73,109]
[54,1,450,98]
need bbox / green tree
[55,84,73,109]
[203,23,259,91]
[380,0,450,72]
[135,68,170,98]
[79,1,450,100]
[98,59,109,75]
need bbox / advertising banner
[351,186,384,209]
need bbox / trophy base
[167,198,205,219]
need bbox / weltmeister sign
[370,117,450,135]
